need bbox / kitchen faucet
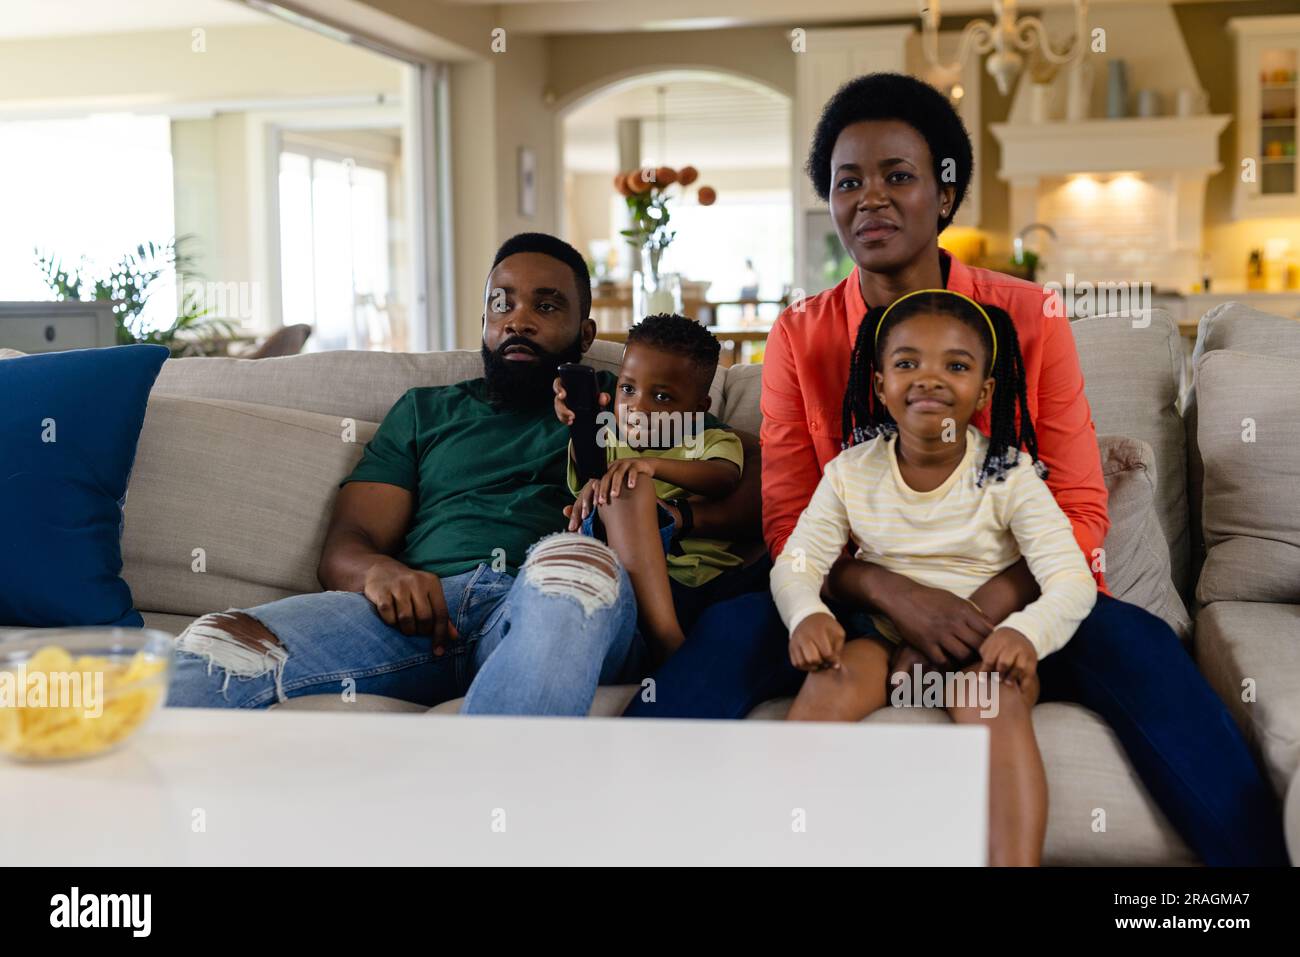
[1014,222,1057,265]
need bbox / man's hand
[789,612,846,672]
[362,557,458,654]
[591,458,656,504]
[878,577,993,668]
[979,627,1038,685]
[553,376,610,425]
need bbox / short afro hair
[625,313,720,392]
[805,72,973,233]
[490,232,592,320]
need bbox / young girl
[770,288,1097,866]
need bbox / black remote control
[558,363,606,484]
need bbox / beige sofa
[23,302,1300,865]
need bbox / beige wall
[448,59,498,349]
[564,172,616,272]
[547,26,796,108]
[495,34,558,241]
[444,41,563,350]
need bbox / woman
[625,72,1286,866]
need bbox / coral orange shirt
[760,251,1110,593]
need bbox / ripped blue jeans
[165,533,648,715]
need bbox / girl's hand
[592,458,657,504]
[789,613,846,672]
[979,627,1038,685]
[563,479,601,532]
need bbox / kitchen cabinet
[1229,16,1300,219]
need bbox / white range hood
[991,115,1231,291]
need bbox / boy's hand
[592,458,656,504]
[979,627,1038,685]
[564,479,600,532]
[789,612,846,672]
[553,376,610,425]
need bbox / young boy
[555,314,748,661]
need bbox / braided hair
[840,290,1047,487]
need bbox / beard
[481,332,584,412]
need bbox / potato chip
[0,646,167,761]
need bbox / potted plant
[34,236,237,357]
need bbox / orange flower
[613,172,632,197]
[696,186,717,206]
[626,169,653,194]
[654,166,678,186]
[677,165,699,186]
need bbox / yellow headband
[875,288,997,368]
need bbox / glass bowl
[0,628,174,762]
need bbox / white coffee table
[1,709,988,866]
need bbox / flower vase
[633,245,682,321]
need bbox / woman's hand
[878,577,993,667]
[592,458,657,504]
[979,627,1038,685]
[789,612,846,672]
[553,376,610,425]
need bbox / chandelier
[918,0,1090,97]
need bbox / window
[278,144,397,351]
[0,114,177,331]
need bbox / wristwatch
[666,497,694,540]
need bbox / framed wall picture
[518,146,537,218]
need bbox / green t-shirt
[342,373,615,578]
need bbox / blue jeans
[624,589,1289,866]
[167,546,647,716]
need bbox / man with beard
[165,233,758,715]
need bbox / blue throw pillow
[1,344,168,627]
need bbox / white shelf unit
[1229,15,1300,219]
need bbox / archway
[556,68,793,340]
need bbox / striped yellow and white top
[770,426,1097,661]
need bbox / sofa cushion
[273,694,429,714]
[1193,351,1300,605]
[1191,301,1300,359]
[720,362,763,436]
[1185,302,1300,590]
[121,396,378,616]
[1195,601,1300,796]
[1070,310,1189,598]
[141,611,195,635]
[1098,435,1190,638]
[425,684,639,716]
[1,344,167,627]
